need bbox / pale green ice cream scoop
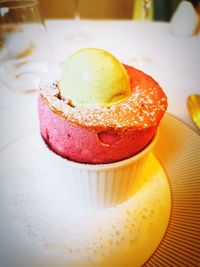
[59,48,131,107]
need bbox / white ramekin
[57,131,159,209]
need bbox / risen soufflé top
[40,49,167,131]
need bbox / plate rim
[144,112,200,266]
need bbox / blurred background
[39,0,200,20]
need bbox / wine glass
[65,0,91,45]
[0,0,53,92]
[127,0,155,71]
[132,0,153,21]
[142,0,153,20]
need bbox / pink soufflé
[38,65,167,164]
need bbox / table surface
[0,20,200,267]
[1,20,200,129]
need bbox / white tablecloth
[1,20,200,129]
[0,20,199,267]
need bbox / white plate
[0,99,199,266]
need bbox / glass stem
[74,0,80,21]
[143,0,151,20]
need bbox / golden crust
[40,65,167,131]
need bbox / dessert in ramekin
[38,48,167,208]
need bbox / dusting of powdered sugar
[40,78,167,130]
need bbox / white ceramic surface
[0,101,199,266]
[0,132,170,267]
[39,131,158,209]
